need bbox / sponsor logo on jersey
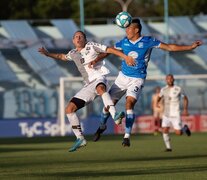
[128,51,138,58]
[124,43,130,46]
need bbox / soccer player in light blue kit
[92,18,202,146]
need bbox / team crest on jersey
[138,42,144,48]
[128,51,138,58]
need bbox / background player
[38,31,134,152]
[157,74,191,152]
[91,18,202,147]
[151,86,163,135]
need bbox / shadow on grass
[31,165,207,178]
[1,154,207,169]
[0,147,62,153]
[0,133,205,145]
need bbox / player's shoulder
[141,36,157,42]
[86,41,100,46]
[68,48,77,55]
[174,85,182,91]
[161,85,168,91]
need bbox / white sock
[66,113,84,139]
[124,133,130,139]
[101,92,116,119]
[163,133,171,149]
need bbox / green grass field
[0,133,207,180]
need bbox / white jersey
[65,41,110,84]
[159,85,185,118]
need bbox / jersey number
[80,58,85,64]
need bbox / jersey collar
[129,36,143,44]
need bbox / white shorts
[74,76,108,104]
[109,72,145,100]
[162,115,182,130]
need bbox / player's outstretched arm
[106,47,135,66]
[88,53,109,68]
[38,47,67,61]
[159,40,203,52]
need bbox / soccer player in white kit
[90,19,202,147]
[157,74,191,152]
[38,31,135,152]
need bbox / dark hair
[167,74,174,77]
[132,18,142,33]
[73,30,86,40]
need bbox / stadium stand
[0,20,68,86]
[21,44,67,86]
[51,19,79,45]
[0,17,206,120]
[0,51,20,83]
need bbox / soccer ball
[115,11,132,28]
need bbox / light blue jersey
[115,36,161,79]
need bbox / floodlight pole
[164,0,170,74]
[79,0,85,32]
[114,0,133,11]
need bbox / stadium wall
[0,115,207,138]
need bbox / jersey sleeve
[65,51,72,61]
[151,37,161,48]
[114,39,123,50]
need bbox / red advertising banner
[114,115,207,134]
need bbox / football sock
[124,133,130,139]
[67,113,84,139]
[125,110,135,135]
[163,133,171,149]
[100,108,110,128]
[101,92,116,119]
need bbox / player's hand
[88,60,97,68]
[182,109,189,116]
[38,47,49,56]
[191,40,202,49]
[126,56,136,66]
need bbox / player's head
[126,18,142,40]
[73,31,87,49]
[155,86,161,93]
[166,74,174,87]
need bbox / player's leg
[96,82,124,123]
[94,80,124,141]
[181,124,191,136]
[122,78,144,147]
[65,97,87,152]
[96,82,116,119]
[173,117,191,136]
[162,116,172,151]
[67,84,97,151]
[153,113,160,135]
[122,97,136,147]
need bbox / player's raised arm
[88,53,109,68]
[38,47,67,61]
[106,47,136,66]
[159,40,203,52]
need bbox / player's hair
[73,31,87,40]
[131,18,142,34]
[167,74,174,78]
